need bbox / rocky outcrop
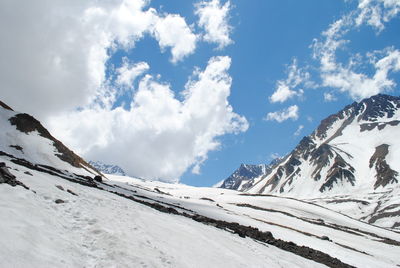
[369,144,399,188]
[8,113,101,176]
[0,162,29,189]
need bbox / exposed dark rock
[321,236,331,241]
[9,145,23,152]
[0,100,13,111]
[200,197,215,202]
[94,175,102,182]
[326,199,370,206]
[24,171,33,176]
[360,120,400,132]
[0,150,98,188]
[0,162,29,189]
[8,113,101,176]
[369,144,399,189]
[55,199,65,204]
[55,185,65,191]
[67,189,78,196]
[358,94,400,121]
[319,155,355,192]
[154,188,171,196]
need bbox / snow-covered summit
[89,160,126,176]
[220,94,400,198]
[247,94,400,197]
[220,159,282,191]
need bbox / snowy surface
[0,107,94,176]
[0,161,326,268]
[1,100,400,267]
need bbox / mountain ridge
[221,94,400,196]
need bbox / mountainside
[220,160,282,191]
[247,94,400,197]
[220,94,400,229]
[0,103,101,178]
[2,100,400,267]
[89,160,126,176]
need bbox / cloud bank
[0,0,243,182]
[0,0,197,119]
[48,56,248,182]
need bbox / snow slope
[1,100,400,267]
[0,159,325,268]
[0,105,98,177]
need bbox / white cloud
[294,125,304,136]
[0,0,198,118]
[265,105,299,123]
[48,56,248,182]
[356,0,400,31]
[195,0,233,49]
[323,92,337,102]
[116,59,149,89]
[311,3,400,101]
[152,14,198,63]
[270,59,309,103]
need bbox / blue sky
[1,0,400,186]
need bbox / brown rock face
[8,113,101,176]
[0,100,14,111]
[369,144,399,189]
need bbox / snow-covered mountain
[1,99,400,267]
[89,160,126,176]
[247,94,400,197]
[221,94,400,229]
[220,159,282,191]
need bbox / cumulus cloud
[48,56,248,182]
[294,125,304,136]
[0,0,197,118]
[153,14,198,63]
[0,0,247,182]
[270,59,310,103]
[116,59,149,89]
[195,0,233,49]
[265,105,299,123]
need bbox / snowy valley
[1,96,400,268]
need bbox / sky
[1,0,400,186]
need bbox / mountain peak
[224,94,400,199]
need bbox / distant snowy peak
[89,161,126,176]
[243,94,400,197]
[220,159,282,191]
